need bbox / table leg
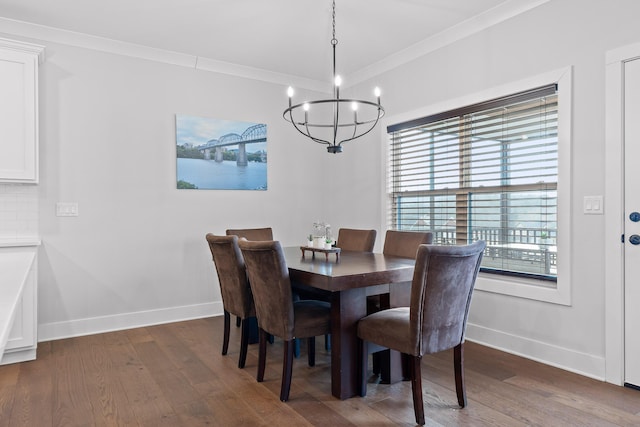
[330,287,367,399]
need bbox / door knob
[630,234,640,245]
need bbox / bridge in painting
[198,123,266,166]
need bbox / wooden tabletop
[283,246,415,292]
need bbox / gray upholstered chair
[370,230,434,379]
[225,227,273,327]
[383,230,434,260]
[239,239,331,402]
[205,233,255,369]
[357,241,485,425]
[336,228,377,252]
[374,230,435,310]
[226,227,273,241]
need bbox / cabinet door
[0,46,40,182]
[1,249,38,365]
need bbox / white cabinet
[0,245,38,365]
[0,38,44,183]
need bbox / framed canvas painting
[175,114,267,190]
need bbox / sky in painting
[175,115,267,152]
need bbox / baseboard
[1,346,36,365]
[466,322,606,381]
[38,302,223,342]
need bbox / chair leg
[294,338,300,358]
[257,328,268,382]
[358,339,368,396]
[307,337,316,367]
[281,340,295,402]
[410,355,425,426]
[236,316,241,327]
[454,343,467,408]
[325,333,331,351]
[238,318,250,368]
[372,351,381,375]
[222,310,230,356]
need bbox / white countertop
[0,238,41,248]
[0,249,36,356]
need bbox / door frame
[604,42,640,385]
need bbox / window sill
[475,271,570,305]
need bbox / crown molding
[0,17,329,93]
[0,0,549,91]
[0,36,45,63]
[348,0,551,86]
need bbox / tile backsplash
[0,183,38,239]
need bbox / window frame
[380,67,572,305]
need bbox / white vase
[325,242,332,249]
[307,240,313,248]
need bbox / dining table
[283,246,416,400]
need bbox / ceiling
[0,0,547,86]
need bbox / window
[387,85,558,282]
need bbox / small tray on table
[300,246,341,262]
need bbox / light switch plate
[583,195,603,215]
[56,202,79,217]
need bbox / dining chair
[357,240,486,425]
[383,230,434,259]
[336,228,377,252]
[205,233,255,369]
[226,227,273,241]
[225,227,273,327]
[373,230,435,311]
[238,239,331,402]
[369,230,434,379]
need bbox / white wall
[345,0,640,380]
[16,38,358,340]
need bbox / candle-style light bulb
[334,75,342,87]
[287,86,294,107]
[374,87,381,104]
[303,103,310,111]
[351,102,358,111]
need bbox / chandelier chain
[331,0,337,46]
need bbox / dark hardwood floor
[0,316,639,426]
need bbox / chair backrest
[336,228,377,252]
[238,239,295,340]
[382,230,434,259]
[409,241,485,356]
[226,227,273,241]
[205,234,254,318]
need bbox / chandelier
[283,0,385,153]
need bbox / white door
[624,57,640,388]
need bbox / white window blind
[388,85,558,280]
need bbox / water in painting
[175,115,267,190]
